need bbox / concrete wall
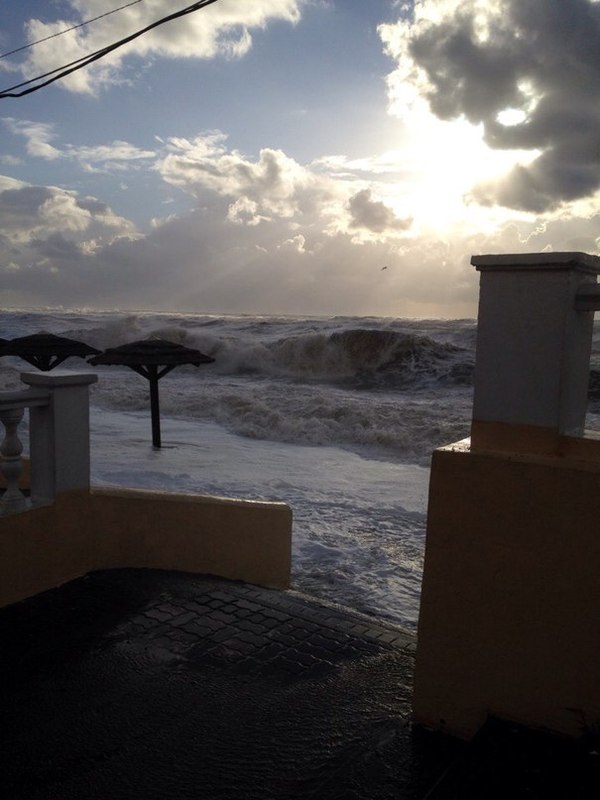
[0,487,292,608]
[413,439,600,739]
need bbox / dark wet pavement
[0,569,598,799]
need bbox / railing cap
[0,388,49,410]
[20,370,98,388]
[471,251,600,274]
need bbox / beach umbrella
[89,338,215,448]
[1,332,100,371]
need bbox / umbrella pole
[148,367,161,448]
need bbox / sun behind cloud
[379,0,600,216]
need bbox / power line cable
[0,0,145,60]
[0,0,220,98]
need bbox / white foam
[90,408,429,627]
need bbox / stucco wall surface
[0,488,292,608]
[414,442,600,739]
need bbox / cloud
[0,162,441,313]
[2,120,418,241]
[69,141,157,172]
[313,151,417,180]
[13,0,304,95]
[278,234,307,253]
[2,122,599,317]
[156,133,418,244]
[380,0,600,212]
[348,189,412,234]
[0,154,23,166]
[0,174,136,248]
[227,197,268,226]
[0,176,143,307]
[3,158,600,317]
[157,132,340,223]
[3,118,156,172]
[2,119,61,160]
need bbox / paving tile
[170,611,197,627]
[236,618,268,636]
[2,569,587,799]
[143,608,173,622]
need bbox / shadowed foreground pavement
[0,569,598,799]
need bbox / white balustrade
[0,372,97,516]
[0,389,48,515]
[0,405,26,514]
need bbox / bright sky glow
[0,0,599,317]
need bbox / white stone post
[471,252,600,447]
[20,371,97,504]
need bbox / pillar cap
[471,252,600,274]
[20,370,98,387]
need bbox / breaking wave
[1,309,476,461]
[60,315,474,391]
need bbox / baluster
[0,406,27,515]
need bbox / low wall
[413,438,600,739]
[0,487,292,608]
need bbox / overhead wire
[0,0,145,60]
[0,0,220,98]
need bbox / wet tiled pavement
[0,569,598,799]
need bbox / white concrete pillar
[20,371,97,503]
[471,252,600,445]
[414,251,600,740]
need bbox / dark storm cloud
[394,0,600,211]
[0,185,54,228]
[76,197,110,215]
[28,232,83,261]
[348,189,412,233]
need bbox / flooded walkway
[0,569,595,798]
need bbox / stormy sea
[3,309,600,628]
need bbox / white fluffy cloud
[3,118,156,171]
[0,128,423,311]
[0,175,141,307]
[3,145,600,317]
[0,176,135,243]
[157,133,331,220]
[156,133,419,243]
[380,0,600,212]
[14,0,304,94]
[2,120,62,160]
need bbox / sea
[3,309,600,629]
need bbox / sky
[1,0,599,318]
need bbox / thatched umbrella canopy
[89,338,215,448]
[1,332,100,371]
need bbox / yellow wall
[0,487,292,608]
[413,439,600,739]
